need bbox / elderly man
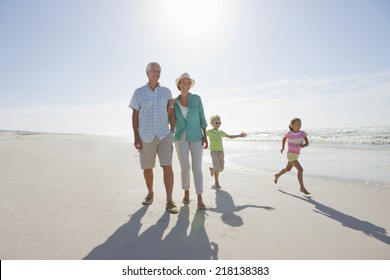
[129,62,178,214]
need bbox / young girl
[206,115,247,188]
[274,118,311,195]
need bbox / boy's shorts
[287,153,299,162]
[140,133,173,169]
[210,151,225,172]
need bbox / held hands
[202,136,208,149]
[240,132,247,138]
[168,99,176,108]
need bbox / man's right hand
[134,136,142,151]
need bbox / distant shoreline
[2,125,390,145]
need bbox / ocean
[246,126,390,145]
[73,126,390,186]
[209,126,390,186]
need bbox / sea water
[207,126,390,186]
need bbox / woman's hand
[202,136,208,149]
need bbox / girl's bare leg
[274,161,293,184]
[290,160,310,195]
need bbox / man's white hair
[146,62,160,73]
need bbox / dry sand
[0,131,389,259]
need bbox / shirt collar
[146,83,161,92]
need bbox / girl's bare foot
[274,174,279,184]
[215,183,222,189]
[300,187,311,195]
[209,167,214,177]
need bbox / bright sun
[155,0,234,50]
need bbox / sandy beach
[0,131,389,260]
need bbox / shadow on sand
[84,205,218,260]
[208,189,275,227]
[279,190,390,245]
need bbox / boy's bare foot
[274,174,279,184]
[215,183,222,189]
[209,167,214,177]
[300,187,311,195]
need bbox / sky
[0,0,389,135]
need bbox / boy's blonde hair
[209,115,221,124]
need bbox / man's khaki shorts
[140,133,173,169]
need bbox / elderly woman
[172,73,208,210]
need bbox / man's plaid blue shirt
[129,83,172,143]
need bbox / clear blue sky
[1,0,389,134]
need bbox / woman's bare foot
[197,203,206,210]
[182,189,190,204]
[197,194,206,210]
[209,167,214,177]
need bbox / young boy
[206,115,247,188]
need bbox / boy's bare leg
[214,171,221,188]
[209,167,214,177]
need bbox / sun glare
[155,0,234,50]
